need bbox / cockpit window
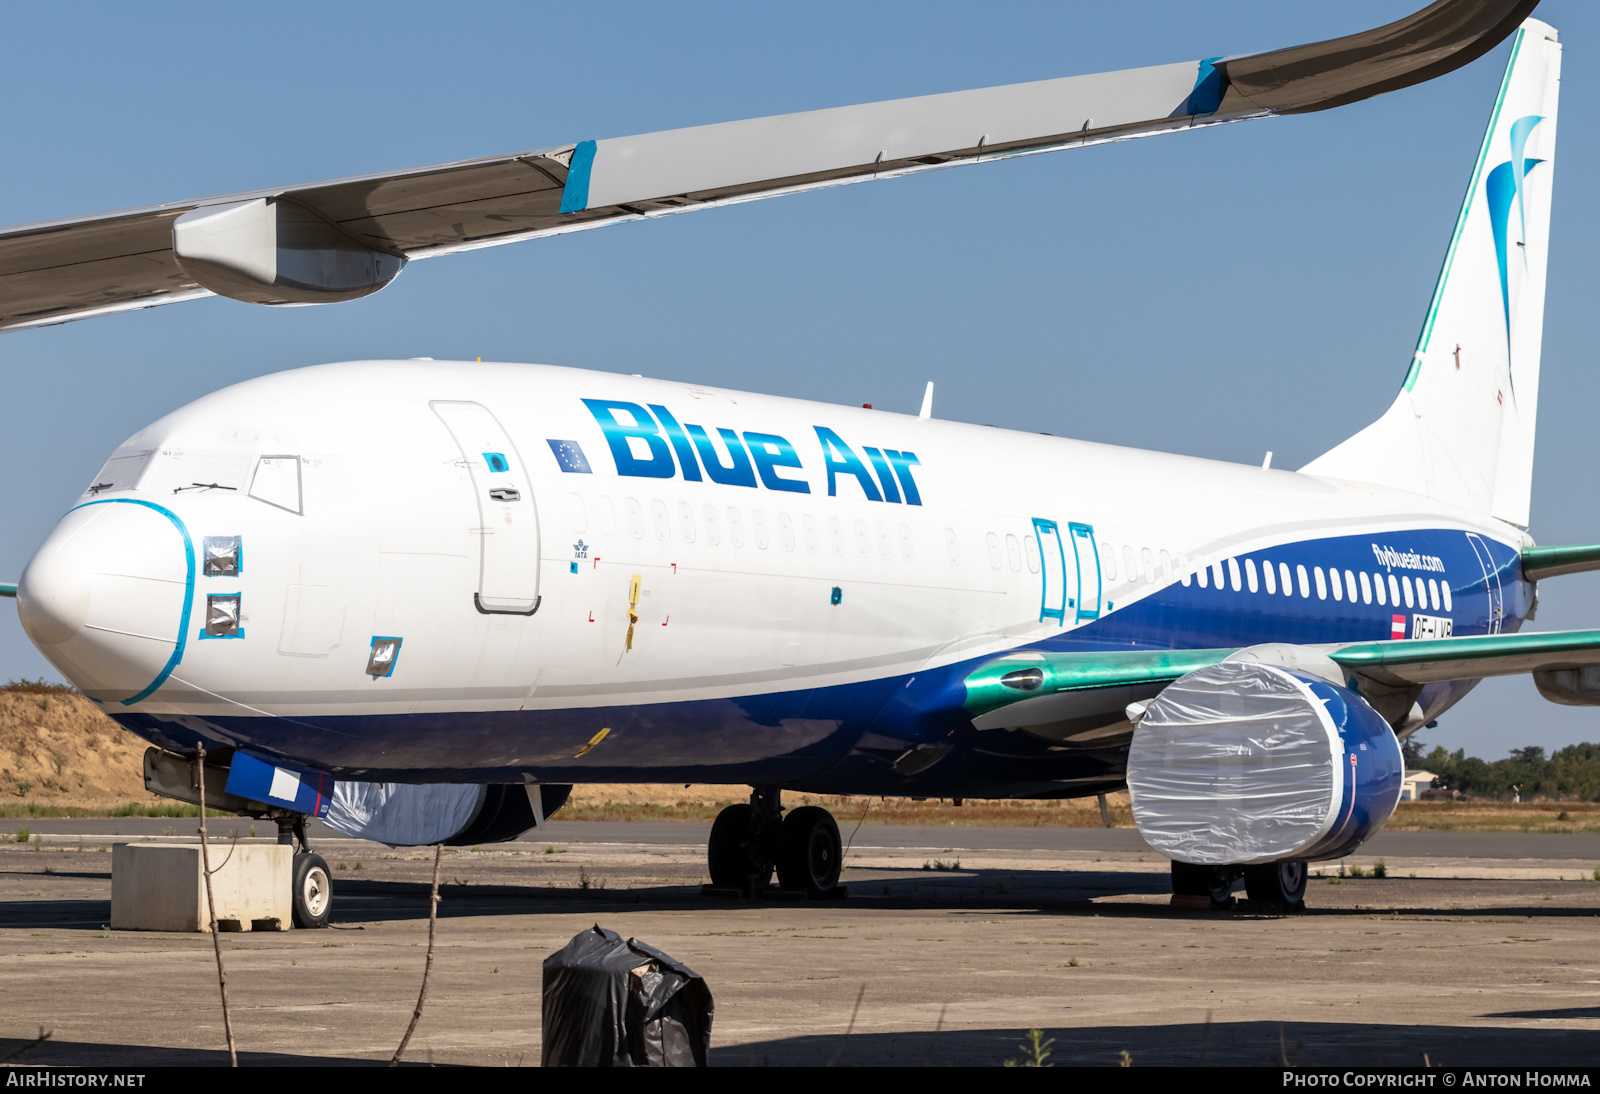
[84,449,153,497]
[249,455,302,514]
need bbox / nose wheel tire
[1243,859,1308,912]
[707,804,774,895]
[292,851,332,929]
[776,806,842,896]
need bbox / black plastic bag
[542,925,714,1066]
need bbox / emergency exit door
[1033,518,1102,627]
[431,401,541,615]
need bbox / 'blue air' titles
[573,399,924,505]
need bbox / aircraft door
[1464,532,1503,635]
[431,401,541,615]
[1033,518,1067,624]
[1068,522,1102,622]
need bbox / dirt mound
[0,683,165,809]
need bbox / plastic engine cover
[1126,661,1403,865]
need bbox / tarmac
[1,817,1598,1067]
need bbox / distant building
[1401,770,1437,802]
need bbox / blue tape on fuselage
[559,140,597,214]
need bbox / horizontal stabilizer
[1520,544,1600,581]
[0,0,1535,332]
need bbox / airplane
[7,0,1596,928]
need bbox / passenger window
[988,532,1004,570]
[567,493,587,533]
[1160,550,1174,583]
[803,514,820,554]
[1375,573,1387,606]
[779,512,796,552]
[1197,563,1208,590]
[1401,575,1414,608]
[753,509,770,550]
[1329,568,1342,601]
[1101,543,1117,581]
[855,520,871,559]
[652,499,672,542]
[877,521,893,560]
[1387,574,1400,605]
[1280,563,1292,597]
[1245,558,1259,593]
[1025,535,1039,573]
[1428,578,1440,611]
[1211,561,1224,589]
[702,504,721,545]
[1125,547,1140,583]
[901,524,916,562]
[677,501,696,543]
[830,517,845,556]
[1146,548,1160,586]
[596,496,617,536]
[1297,565,1310,598]
[1442,582,1454,612]
[1227,557,1241,592]
[625,497,645,540]
[727,506,745,547]
[1263,559,1277,595]
[945,528,960,566]
[1314,566,1327,600]
[1359,571,1371,604]
[1008,534,1023,572]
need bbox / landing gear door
[431,401,541,615]
[1068,522,1102,622]
[1033,518,1067,625]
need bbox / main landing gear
[1171,859,1307,913]
[706,786,844,899]
[275,812,332,928]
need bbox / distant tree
[1509,746,1546,765]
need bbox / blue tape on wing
[559,140,597,214]
[225,751,333,817]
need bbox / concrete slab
[110,843,290,932]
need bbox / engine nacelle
[1126,661,1402,865]
[324,782,572,847]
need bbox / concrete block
[111,842,291,932]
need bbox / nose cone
[16,549,91,646]
[18,501,191,703]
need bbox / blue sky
[1,1,1596,762]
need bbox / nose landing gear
[705,787,845,899]
[274,812,332,929]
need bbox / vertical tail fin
[1301,19,1560,528]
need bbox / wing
[0,0,1536,332]
[966,627,1600,737]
